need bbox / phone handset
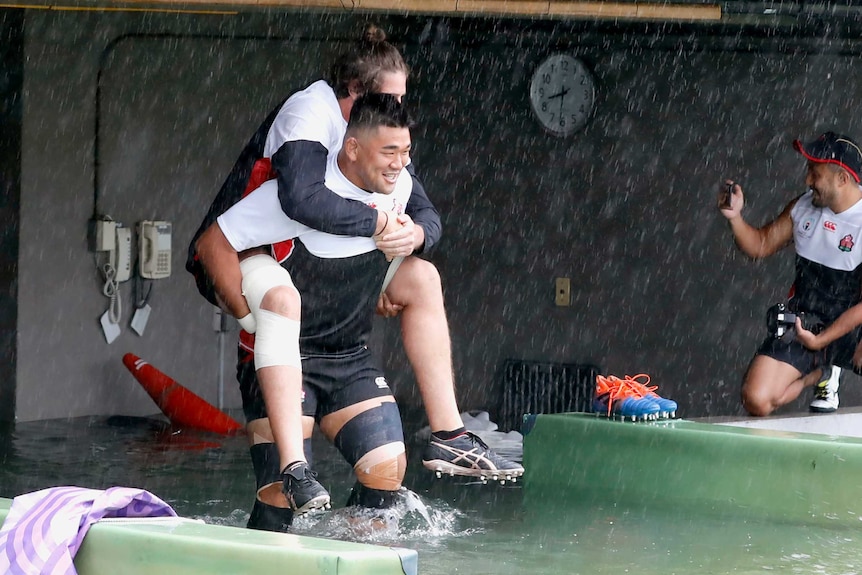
[138,220,172,280]
[110,226,132,283]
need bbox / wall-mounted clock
[529,54,595,137]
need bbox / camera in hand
[766,303,822,341]
[721,182,734,209]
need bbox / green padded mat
[0,498,417,575]
[523,413,862,528]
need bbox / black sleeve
[271,140,378,237]
[404,163,442,254]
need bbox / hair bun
[362,23,386,44]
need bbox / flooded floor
[1,415,861,575]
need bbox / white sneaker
[810,365,840,413]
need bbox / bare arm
[195,223,251,320]
[718,180,797,259]
[796,301,862,351]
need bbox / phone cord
[102,263,122,324]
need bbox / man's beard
[810,187,826,207]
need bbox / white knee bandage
[239,255,301,370]
[239,254,296,312]
[254,309,301,370]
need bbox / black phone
[721,183,734,209]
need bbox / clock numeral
[538,87,544,97]
[549,112,555,122]
[541,102,548,112]
[542,73,552,84]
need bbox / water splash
[290,488,478,546]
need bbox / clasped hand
[375,212,416,260]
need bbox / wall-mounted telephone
[138,220,172,279]
[111,226,132,283]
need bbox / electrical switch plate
[555,277,571,307]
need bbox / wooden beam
[0,0,723,21]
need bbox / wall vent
[498,359,600,432]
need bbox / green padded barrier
[523,413,862,528]
[0,498,417,575]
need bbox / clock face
[529,54,595,136]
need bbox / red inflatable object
[122,353,243,435]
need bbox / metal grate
[498,359,600,432]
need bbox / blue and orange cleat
[593,374,678,421]
[624,373,678,418]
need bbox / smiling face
[806,161,842,208]
[342,125,411,195]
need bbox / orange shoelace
[594,373,657,416]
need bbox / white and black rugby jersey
[262,80,346,157]
[219,149,412,354]
[186,79,441,307]
[789,189,862,322]
[287,241,389,355]
[218,149,411,258]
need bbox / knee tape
[254,309,300,370]
[239,254,296,313]
[334,402,405,491]
[239,255,301,370]
[354,443,406,491]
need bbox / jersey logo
[366,199,404,214]
[839,234,855,252]
[798,217,817,239]
[375,376,389,389]
[824,220,837,232]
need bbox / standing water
[1,415,861,574]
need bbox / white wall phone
[138,220,172,279]
[110,226,132,283]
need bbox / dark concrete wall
[376,19,862,420]
[0,9,22,424]
[14,10,862,422]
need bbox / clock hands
[546,87,569,101]
[547,86,569,120]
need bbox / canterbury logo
[375,376,389,389]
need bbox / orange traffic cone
[122,353,243,435]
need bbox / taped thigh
[239,255,301,370]
[254,309,300,369]
[333,401,405,491]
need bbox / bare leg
[255,284,306,471]
[384,256,463,432]
[741,354,821,416]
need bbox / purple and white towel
[0,486,177,575]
